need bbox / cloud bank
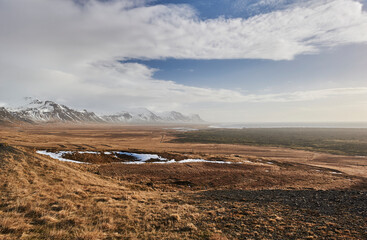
[0,0,367,120]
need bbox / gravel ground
[189,190,367,239]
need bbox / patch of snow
[120,159,242,165]
[36,150,244,165]
[165,127,198,132]
[178,159,238,164]
[36,150,89,164]
[78,151,99,154]
[116,152,167,162]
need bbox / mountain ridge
[0,98,204,124]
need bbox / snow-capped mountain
[159,111,203,122]
[102,108,203,123]
[0,98,203,124]
[102,108,160,123]
[9,98,104,123]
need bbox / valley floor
[0,125,366,239]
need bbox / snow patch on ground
[36,150,243,165]
[36,150,89,164]
[164,127,198,132]
[116,152,167,162]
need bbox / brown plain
[0,124,366,239]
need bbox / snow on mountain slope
[160,111,188,122]
[0,107,18,123]
[0,107,34,124]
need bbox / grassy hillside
[0,145,206,239]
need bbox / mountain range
[0,98,203,125]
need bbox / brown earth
[0,124,366,239]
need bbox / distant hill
[0,98,204,124]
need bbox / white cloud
[1,0,366,62]
[41,60,367,105]
[0,0,367,120]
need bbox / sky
[0,0,367,122]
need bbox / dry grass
[0,145,215,239]
[0,125,366,239]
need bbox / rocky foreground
[193,190,367,239]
